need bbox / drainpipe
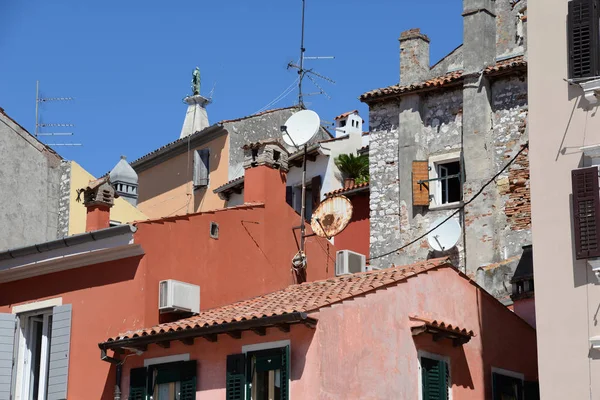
[101,349,122,400]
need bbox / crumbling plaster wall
[226,108,330,181]
[496,0,528,58]
[369,75,530,300]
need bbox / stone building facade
[360,0,530,302]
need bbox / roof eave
[359,79,464,105]
[99,312,317,351]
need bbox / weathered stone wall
[368,75,530,301]
[226,108,330,181]
[496,0,528,58]
[57,161,71,237]
[0,110,64,251]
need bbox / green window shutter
[280,345,290,400]
[226,354,246,400]
[178,360,197,400]
[129,367,148,400]
[421,357,448,400]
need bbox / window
[568,0,600,79]
[193,148,210,188]
[210,221,219,239]
[0,304,72,400]
[339,120,346,127]
[428,152,462,208]
[226,344,290,400]
[492,370,524,400]
[129,360,197,400]
[419,353,450,400]
[292,184,313,221]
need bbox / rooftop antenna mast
[35,80,81,147]
[287,0,335,107]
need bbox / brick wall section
[503,149,530,230]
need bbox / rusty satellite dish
[311,195,353,238]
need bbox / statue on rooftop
[192,67,201,96]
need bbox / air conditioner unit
[336,250,367,276]
[159,280,200,314]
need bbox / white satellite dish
[282,110,320,147]
[427,217,461,252]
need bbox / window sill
[428,201,463,211]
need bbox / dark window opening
[273,150,281,162]
[210,222,219,239]
[437,161,461,204]
[492,372,524,400]
[340,120,346,127]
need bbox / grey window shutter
[47,304,72,400]
[0,313,16,400]
[193,149,210,188]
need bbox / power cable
[255,77,300,114]
[367,142,529,262]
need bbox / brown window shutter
[312,175,322,209]
[572,166,600,259]
[568,0,600,79]
[412,160,430,206]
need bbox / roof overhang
[409,316,474,347]
[0,225,143,283]
[213,177,245,200]
[99,312,317,351]
[288,144,328,167]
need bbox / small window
[210,222,219,239]
[437,161,461,204]
[492,371,524,400]
[420,355,450,400]
[130,360,197,400]
[292,183,313,221]
[340,120,347,127]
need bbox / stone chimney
[462,0,496,73]
[399,28,430,85]
[180,95,211,139]
[82,176,116,232]
[242,140,289,204]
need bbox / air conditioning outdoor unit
[336,250,367,276]
[159,280,200,314]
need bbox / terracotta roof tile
[213,176,245,194]
[105,258,450,342]
[409,315,475,337]
[324,182,369,198]
[333,110,359,120]
[360,56,527,103]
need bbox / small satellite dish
[427,217,461,252]
[282,110,320,147]
[311,196,353,238]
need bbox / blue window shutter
[0,313,16,400]
[193,149,210,188]
[47,304,72,400]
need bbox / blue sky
[0,1,462,177]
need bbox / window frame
[491,367,524,400]
[417,350,452,400]
[428,152,463,210]
[242,340,291,400]
[14,308,53,400]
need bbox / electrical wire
[367,142,529,262]
[254,77,300,114]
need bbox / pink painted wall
[120,266,538,399]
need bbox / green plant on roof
[334,153,369,184]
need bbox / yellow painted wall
[136,134,229,219]
[68,161,148,235]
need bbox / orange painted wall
[334,193,370,256]
[0,164,336,399]
[136,134,229,219]
[118,266,537,400]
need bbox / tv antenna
[281,110,320,282]
[287,0,335,107]
[35,80,81,147]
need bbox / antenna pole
[300,143,308,253]
[298,0,306,107]
[35,80,39,137]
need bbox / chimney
[180,95,211,139]
[242,140,289,204]
[399,28,430,85]
[462,0,496,73]
[82,176,116,232]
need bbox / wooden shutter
[0,313,16,400]
[178,360,197,400]
[572,167,600,259]
[129,367,148,400]
[568,0,600,79]
[412,160,430,206]
[311,175,322,210]
[194,149,210,188]
[286,186,293,208]
[47,304,72,400]
[421,357,448,400]
[226,353,246,400]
